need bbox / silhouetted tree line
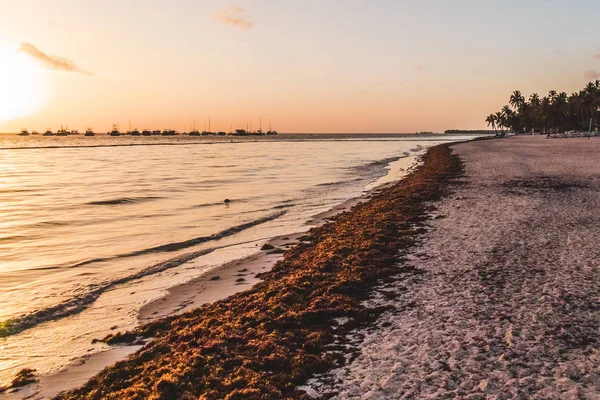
[486,81,600,135]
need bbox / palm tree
[495,111,506,135]
[529,93,540,105]
[485,114,497,133]
[510,90,525,110]
[486,81,600,135]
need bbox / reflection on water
[0,134,465,386]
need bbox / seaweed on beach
[56,144,463,400]
[0,368,37,393]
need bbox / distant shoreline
[0,132,487,136]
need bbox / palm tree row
[486,80,600,135]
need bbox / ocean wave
[87,196,163,206]
[315,178,364,188]
[67,210,287,268]
[350,156,402,174]
[190,201,231,209]
[31,220,71,227]
[0,235,31,244]
[272,204,296,210]
[0,211,286,338]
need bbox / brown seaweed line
[55,144,463,400]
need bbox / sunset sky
[0,0,599,133]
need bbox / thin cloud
[18,43,91,75]
[584,69,600,80]
[215,6,253,30]
[595,49,600,59]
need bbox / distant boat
[151,130,161,136]
[85,128,95,136]
[109,125,120,136]
[266,131,278,135]
[142,129,152,136]
[43,130,54,136]
[189,120,200,135]
[217,131,226,136]
[202,117,215,136]
[17,129,29,136]
[130,129,141,136]
[70,130,80,135]
[56,128,69,136]
[232,129,249,136]
[31,130,39,135]
[266,120,277,135]
[162,129,176,136]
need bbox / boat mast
[209,116,211,133]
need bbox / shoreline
[1,152,425,399]
[137,153,424,324]
[53,143,462,399]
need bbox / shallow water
[0,133,469,386]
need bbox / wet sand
[308,136,600,398]
[137,234,300,322]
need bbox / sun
[0,45,45,124]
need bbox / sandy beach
[13,136,600,399]
[307,135,600,398]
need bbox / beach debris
[0,368,38,393]
[209,276,221,281]
[224,199,231,203]
[260,243,275,251]
[235,278,245,282]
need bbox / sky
[0,0,599,133]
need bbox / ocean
[0,133,469,388]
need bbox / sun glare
[0,46,45,124]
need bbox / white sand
[304,136,600,399]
